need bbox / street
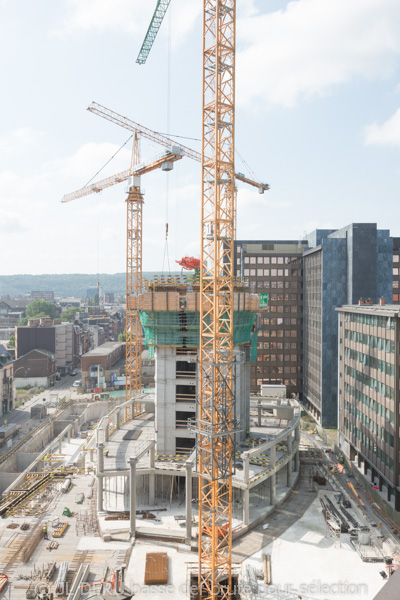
[0,373,80,457]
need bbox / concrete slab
[126,542,191,599]
[243,496,387,599]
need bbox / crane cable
[162,5,172,275]
[84,134,134,188]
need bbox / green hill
[0,272,179,298]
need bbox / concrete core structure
[92,280,301,545]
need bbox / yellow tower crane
[63,103,266,428]
[137,1,243,597]
[62,125,183,418]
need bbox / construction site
[2,2,400,600]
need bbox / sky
[2,0,400,275]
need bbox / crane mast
[126,133,143,417]
[198,1,236,598]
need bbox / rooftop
[82,341,125,357]
[337,304,400,315]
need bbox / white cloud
[47,142,131,185]
[237,0,400,108]
[57,0,153,36]
[57,0,200,48]
[0,127,44,157]
[365,108,400,147]
[0,209,28,233]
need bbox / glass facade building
[303,224,393,428]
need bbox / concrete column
[97,443,104,512]
[104,423,109,442]
[379,476,383,492]
[90,449,94,463]
[294,451,300,473]
[185,463,193,543]
[130,458,137,537]
[116,409,121,430]
[67,429,71,443]
[357,453,362,468]
[243,488,250,526]
[387,485,392,503]
[371,468,376,483]
[395,489,400,512]
[270,445,276,506]
[287,435,293,487]
[150,445,155,468]
[149,470,155,506]
[258,403,262,427]
[59,438,62,454]
[363,460,368,476]
[243,453,250,484]
[270,474,276,506]
[149,445,156,506]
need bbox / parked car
[72,380,81,387]
[70,369,77,376]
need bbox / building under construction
[95,277,301,541]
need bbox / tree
[26,300,56,319]
[8,334,15,348]
[118,330,126,342]
[60,307,83,322]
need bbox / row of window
[243,268,300,277]
[268,306,300,314]
[344,367,395,400]
[344,347,395,377]
[262,317,300,326]
[256,365,300,375]
[242,255,297,265]
[259,341,300,350]
[344,313,395,329]
[257,353,298,362]
[344,401,395,445]
[250,281,302,289]
[344,383,395,421]
[344,329,395,352]
[343,418,395,470]
[255,378,298,387]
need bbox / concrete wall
[0,472,19,495]
[14,377,50,389]
[17,453,40,471]
[155,347,178,455]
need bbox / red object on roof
[176,256,200,270]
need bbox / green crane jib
[136,0,172,65]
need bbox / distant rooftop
[337,303,400,315]
[82,341,125,357]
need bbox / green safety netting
[139,310,256,356]
[250,328,260,362]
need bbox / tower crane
[137,1,242,597]
[62,130,183,420]
[62,105,265,431]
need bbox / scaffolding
[139,310,257,353]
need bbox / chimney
[379,297,386,306]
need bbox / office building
[303,224,392,427]
[337,302,400,512]
[234,240,307,397]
